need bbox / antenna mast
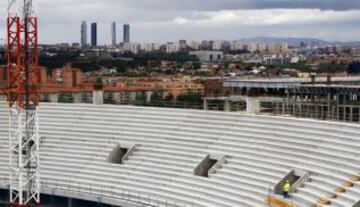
[7,0,40,206]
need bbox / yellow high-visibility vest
[283,182,291,192]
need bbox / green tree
[151,91,163,102]
[193,62,201,70]
[176,92,202,103]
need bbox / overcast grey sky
[1,0,360,44]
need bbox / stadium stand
[0,102,359,207]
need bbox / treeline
[37,51,197,73]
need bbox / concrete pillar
[327,93,331,119]
[93,90,104,105]
[203,99,208,110]
[129,92,137,102]
[72,93,82,103]
[0,94,7,101]
[336,94,340,120]
[298,94,302,117]
[286,90,290,114]
[246,97,260,114]
[113,92,122,104]
[343,95,346,121]
[40,93,46,102]
[49,93,58,103]
[68,198,72,207]
[320,105,324,119]
[146,91,153,103]
[282,102,285,114]
[162,91,169,99]
[224,100,231,112]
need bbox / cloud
[0,1,359,44]
[171,9,360,26]
[122,0,360,11]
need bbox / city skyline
[0,0,360,44]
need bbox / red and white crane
[7,0,40,206]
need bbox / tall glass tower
[111,22,117,46]
[123,24,130,43]
[91,22,97,47]
[81,21,87,48]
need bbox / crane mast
[7,0,40,206]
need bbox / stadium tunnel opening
[108,143,135,164]
[194,154,225,178]
[274,169,311,195]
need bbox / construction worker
[283,180,291,198]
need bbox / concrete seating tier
[0,102,359,207]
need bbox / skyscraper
[80,21,87,48]
[123,24,130,43]
[111,22,116,46]
[91,22,97,47]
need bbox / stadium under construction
[0,0,360,207]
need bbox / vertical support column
[68,198,72,207]
[286,90,289,114]
[282,100,285,115]
[343,95,347,121]
[327,92,331,120]
[0,95,7,101]
[129,92,137,102]
[299,94,303,117]
[145,91,153,104]
[113,92,122,104]
[246,97,260,114]
[292,95,296,117]
[49,93,58,103]
[320,105,323,120]
[336,93,340,121]
[93,90,104,105]
[203,99,208,110]
[224,100,231,112]
[72,92,82,103]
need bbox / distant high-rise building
[91,23,97,47]
[166,42,180,53]
[179,40,187,49]
[189,41,200,50]
[123,24,130,43]
[212,40,223,50]
[111,22,116,46]
[80,21,87,47]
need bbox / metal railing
[261,101,360,124]
[0,177,195,207]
